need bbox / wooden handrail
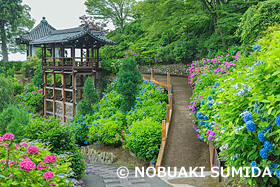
[137,66,173,172]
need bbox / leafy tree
[116,57,142,112]
[0,76,14,112]
[77,77,99,115]
[0,0,34,61]
[85,0,136,33]
[237,0,280,48]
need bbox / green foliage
[21,55,41,78]
[85,0,135,32]
[82,77,99,105]
[189,31,280,185]
[101,58,123,74]
[237,0,280,49]
[0,61,24,73]
[72,79,167,161]
[17,84,43,113]
[0,75,14,112]
[22,116,87,179]
[0,105,30,139]
[35,47,51,59]
[116,58,142,112]
[0,136,72,186]
[124,118,161,161]
[77,100,93,116]
[31,63,43,86]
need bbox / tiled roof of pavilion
[17,17,116,45]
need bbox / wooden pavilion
[17,17,116,122]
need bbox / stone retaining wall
[139,63,190,76]
[81,146,117,164]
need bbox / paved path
[84,164,171,187]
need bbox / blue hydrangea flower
[151,161,155,164]
[133,139,136,142]
[250,161,258,173]
[276,168,280,179]
[275,114,280,125]
[201,100,205,105]
[260,148,268,159]
[203,115,208,120]
[200,121,204,125]
[207,95,212,100]
[258,130,265,142]
[196,111,204,120]
[244,113,252,122]
[254,101,264,113]
[246,120,256,132]
[196,129,200,133]
[264,141,273,151]
[252,44,261,51]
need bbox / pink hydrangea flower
[27,146,39,154]
[0,137,3,143]
[20,142,28,147]
[0,159,6,163]
[9,161,17,167]
[44,155,56,163]
[49,183,56,186]
[0,143,8,147]
[20,158,36,171]
[37,162,49,169]
[43,171,54,182]
[2,133,15,140]
[15,144,19,149]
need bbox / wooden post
[62,73,66,122]
[170,94,173,110]
[44,45,47,66]
[81,47,83,66]
[62,45,65,67]
[166,105,170,122]
[91,72,95,86]
[72,44,76,68]
[96,47,99,70]
[162,120,166,141]
[52,72,56,118]
[43,72,47,116]
[91,47,94,68]
[73,72,77,116]
[151,68,154,80]
[52,44,55,67]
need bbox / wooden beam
[52,73,56,118]
[73,72,77,116]
[62,73,66,123]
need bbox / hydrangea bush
[188,31,280,186]
[72,79,167,161]
[0,133,75,186]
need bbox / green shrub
[188,31,280,186]
[17,84,43,113]
[0,76,14,112]
[22,116,87,179]
[83,77,99,105]
[77,100,93,116]
[124,118,161,161]
[0,133,73,186]
[0,105,30,139]
[101,58,123,74]
[31,63,43,86]
[117,57,142,112]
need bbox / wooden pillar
[43,72,47,116]
[62,45,65,67]
[73,72,77,116]
[62,73,66,122]
[91,47,94,68]
[72,44,76,68]
[44,45,47,66]
[52,44,55,66]
[96,47,99,70]
[52,72,56,118]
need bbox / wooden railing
[138,66,173,171]
[43,57,96,70]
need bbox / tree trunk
[0,21,8,61]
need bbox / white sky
[9,0,114,61]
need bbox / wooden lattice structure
[17,17,116,122]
